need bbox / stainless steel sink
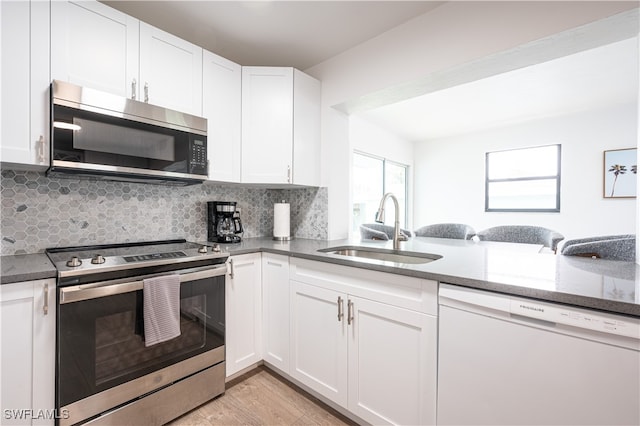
[318,246,441,265]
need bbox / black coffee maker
[207,201,243,243]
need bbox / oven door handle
[59,264,227,304]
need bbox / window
[485,144,561,212]
[352,151,408,233]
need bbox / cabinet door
[0,279,55,426]
[261,254,290,372]
[347,296,437,425]
[203,50,241,182]
[292,70,321,186]
[241,67,294,184]
[290,280,347,406]
[139,22,203,116]
[225,253,262,378]
[1,0,49,168]
[51,0,139,98]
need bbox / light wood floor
[167,366,358,426]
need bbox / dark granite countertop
[1,253,57,284]
[209,236,640,318]
[3,237,638,317]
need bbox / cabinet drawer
[290,258,437,315]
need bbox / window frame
[485,144,561,213]
[352,150,409,229]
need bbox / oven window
[94,294,207,386]
[58,276,224,407]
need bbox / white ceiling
[101,1,443,70]
[101,1,637,142]
[358,38,639,141]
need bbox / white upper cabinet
[241,67,293,184]
[51,0,139,98]
[139,23,203,116]
[292,70,321,187]
[1,0,50,169]
[203,50,242,182]
[241,67,320,186]
[51,1,203,116]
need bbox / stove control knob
[91,254,106,264]
[212,244,221,252]
[66,256,82,267]
[198,245,208,254]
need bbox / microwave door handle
[59,263,227,304]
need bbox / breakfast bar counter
[214,236,640,317]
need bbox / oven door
[56,264,225,425]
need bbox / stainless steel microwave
[49,80,208,185]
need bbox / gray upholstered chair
[560,235,635,261]
[476,225,564,252]
[414,223,476,240]
[360,223,411,241]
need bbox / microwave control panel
[189,136,208,175]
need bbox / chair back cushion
[561,235,635,261]
[414,223,475,240]
[476,225,564,251]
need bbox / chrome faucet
[375,192,404,250]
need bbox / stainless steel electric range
[46,239,228,426]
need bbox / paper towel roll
[273,202,291,240]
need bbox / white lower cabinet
[290,281,349,405]
[289,258,438,425]
[225,253,262,378]
[348,296,436,425]
[0,279,56,426]
[261,254,291,373]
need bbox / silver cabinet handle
[347,299,354,325]
[337,296,344,322]
[131,78,137,100]
[266,261,282,267]
[43,283,49,315]
[144,82,149,103]
[228,258,235,279]
[287,165,291,183]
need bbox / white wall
[305,1,637,239]
[414,103,637,242]
[350,116,414,165]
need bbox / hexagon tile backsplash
[0,170,328,255]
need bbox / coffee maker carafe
[207,201,243,243]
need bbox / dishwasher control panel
[510,299,639,339]
[440,284,639,340]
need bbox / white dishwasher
[437,283,640,426]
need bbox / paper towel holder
[273,200,292,241]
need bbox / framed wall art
[603,148,637,198]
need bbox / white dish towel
[143,274,181,347]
